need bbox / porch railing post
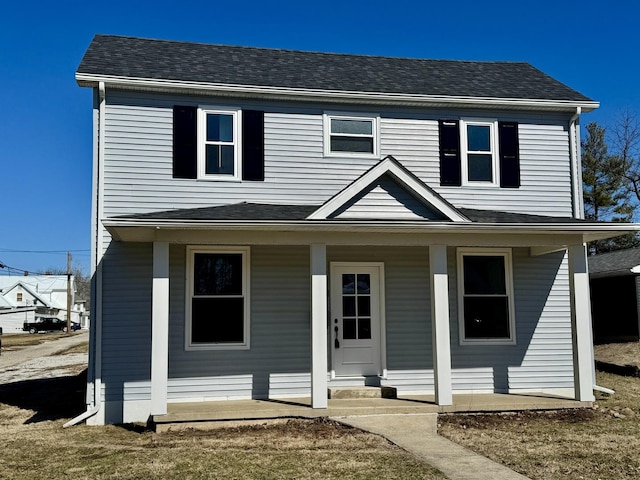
[151,241,170,415]
[310,244,328,408]
[568,243,596,402]
[430,244,453,405]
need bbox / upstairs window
[198,108,241,180]
[438,119,520,188]
[173,106,265,181]
[324,113,379,157]
[460,119,498,185]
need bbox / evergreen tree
[582,122,636,253]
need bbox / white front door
[330,263,384,377]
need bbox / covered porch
[103,158,638,423]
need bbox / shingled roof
[114,202,592,224]
[589,248,640,276]
[77,34,593,104]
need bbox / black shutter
[439,120,461,186]
[498,121,520,188]
[242,110,265,181]
[172,105,197,179]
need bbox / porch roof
[103,202,639,244]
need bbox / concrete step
[328,386,397,399]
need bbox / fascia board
[103,218,640,235]
[75,73,600,112]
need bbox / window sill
[459,338,516,346]
[196,176,243,183]
[186,343,250,351]
[323,152,381,159]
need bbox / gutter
[75,73,600,113]
[64,82,106,428]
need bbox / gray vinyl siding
[98,242,574,407]
[167,245,311,401]
[100,242,152,406]
[101,90,574,219]
[449,248,574,392]
[333,175,446,220]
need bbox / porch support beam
[151,241,170,415]
[429,244,453,406]
[568,243,595,402]
[310,243,328,409]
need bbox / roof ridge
[90,34,533,66]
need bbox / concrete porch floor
[152,393,591,430]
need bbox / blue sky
[1,0,638,275]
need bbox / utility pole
[67,252,72,335]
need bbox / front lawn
[439,371,640,479]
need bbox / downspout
[569,107,584,219]
[64,81,106,427]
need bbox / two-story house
[71,34,637,426]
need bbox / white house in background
[0,294,35,333]
[74,35,638,426]
[0,275,86,331]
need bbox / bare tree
[613,110,640,205]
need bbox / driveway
[0,331,89,384]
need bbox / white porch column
[151,241,170,415]
[429,244,452,406]
[310,243,328,409]
[568,243,596,402]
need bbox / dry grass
[595,342,640,367]
[439,371,640,480]
[1,332,82,349]
[0,371,445,480]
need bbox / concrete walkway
[0,331,89,371]
[334,414,531,480]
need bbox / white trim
[429,245,452,405]
[456,248,516,345]
[310,244,328,409]
[307,157,470,222]
[197,106,242,181]
[151,242,169,415]
[329,262,386,378]
[460,118,499,187]
[568,243,596,402]
[185,246,251,351]
[323,112,380,158]
[76,73,600,112]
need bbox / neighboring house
[74,34,637,425]
[0,294,35,333]
[0,275,85,330]
[589,248,640,343]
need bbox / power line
[0,261,51,276]
[0,248,89,254]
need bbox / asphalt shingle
[77,35,592,102]
[589,248,640,275]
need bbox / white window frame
[185,246,250,351]
[197,106,242,181]
[460,118,499,186]
[323,112,380,158]
[456,248,516,346]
